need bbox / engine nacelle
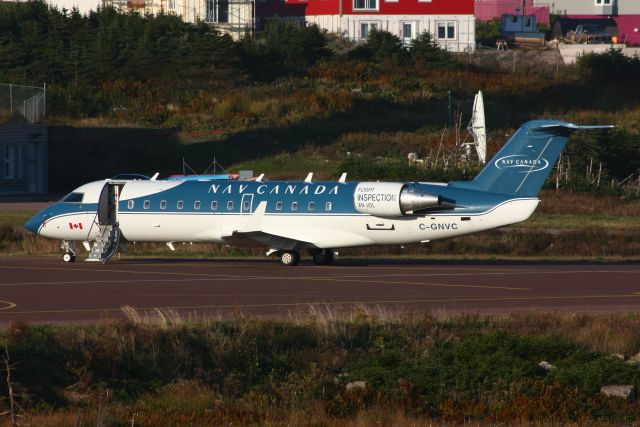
[354,182,442,216]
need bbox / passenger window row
[128,200,333,212]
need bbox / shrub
[577,49,640,83]
[410,31,461,69]
[364,28,407,63]
[475,18,501,45]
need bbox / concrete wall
[558,43,640,64]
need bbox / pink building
[475,0,550,25]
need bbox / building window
[437,22,456,40]
[143,200,150,210]
[4,145,14,179]
[160,200,167,210]
[211,201,218,210]
[360,22,379,39]
[194,201,201,210]
[177,201,184,210]
[354,0,377,11]
[206,0,229,23]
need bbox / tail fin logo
[494,155,549,173]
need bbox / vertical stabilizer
[451,120,612,197]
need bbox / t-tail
[450,120,613,197]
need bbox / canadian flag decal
[68,222,83,230]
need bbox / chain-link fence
[0,83,46,123]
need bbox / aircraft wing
[219,201,315,249]
[218,201,372,249]
[222,230,312,250]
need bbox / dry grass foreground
[2,306,640,426]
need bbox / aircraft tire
[280,250,300,266]
[63,253,76,263]
[312,250,334,265]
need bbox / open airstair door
[98,183,120,226]
[87,183,123,263]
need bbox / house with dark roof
[538,0,640,45]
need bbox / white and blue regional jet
[25,120,610,265]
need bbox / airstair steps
[86,225,120,262]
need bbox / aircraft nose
[24,214,42,234]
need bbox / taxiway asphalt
[0,257,638,323]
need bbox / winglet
[338,172,347,183]
[253,201,267,216]
[304,172,313,183]
[256,173,265,182]
[241,201,267,232]
[151,172,160,181]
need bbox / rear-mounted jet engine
[353,182,443,216]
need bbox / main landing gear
[311,249,334,266]
[279,250,301,266]
[271,249,335,266]
[61,240,77,263]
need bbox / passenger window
[211,201,218,210]
[128,200,134,209]
[227,201,234,210]
[308,202,315,211]
[160,200,167,210]
[276,201,283,211]
[177,201,184,210]
[291,201,298,211]
[325,201,332,211]
[143,200,150,210]
[243,200,250,210]
[194,201,201,210]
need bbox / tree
[410,31,460,69]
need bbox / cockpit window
[62,192,84,203]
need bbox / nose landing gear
[60,241,77,263]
